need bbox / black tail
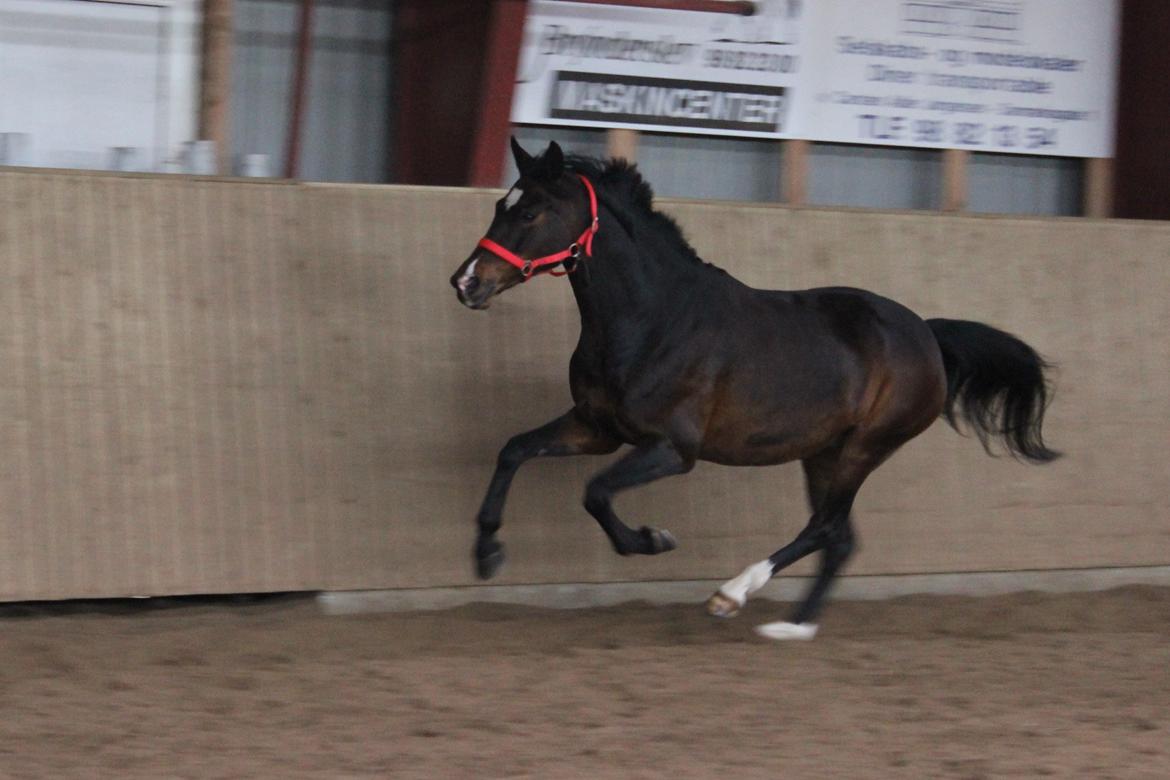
[927,318,1060,464]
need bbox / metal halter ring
[569,243,581,259]
[521,260,534,277]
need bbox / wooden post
[606,129,639,162]
[782,139,809,205]
[941,149,969,212]
[284,0,315,179]
[1083,157,1114,218]
[198,0,233,175]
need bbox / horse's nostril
[463,276,480,293]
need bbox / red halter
[475,174,599,280]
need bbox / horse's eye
[521,211,537,222]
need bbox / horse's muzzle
[451,268,494,309]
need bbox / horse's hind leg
[753,494,859,641]
[706,449,839,619]
[707,446,868,640]
[474,411,619,579]
[755,449,864,638]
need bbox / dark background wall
[393,0,494,185]
[1114,0,1170,219]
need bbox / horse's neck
[568,224,697,352]
[573,229,664,329]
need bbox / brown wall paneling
[0,168,1168,600]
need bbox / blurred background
[0,0,1166,217]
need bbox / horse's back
[795,285,940,356]
[695,283,946,465]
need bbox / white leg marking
[717,559,774,607]
[754,622,819,641]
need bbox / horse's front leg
[475,410,619,579]
[583,439,695,556]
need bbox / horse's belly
[699,432,830,466]
[699,406,851,466]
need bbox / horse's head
[451,138,596,309]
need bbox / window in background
[636,133,781,203]
[968,153,1083,216]
[809,143,943,211]
[233,0,392,182]
[508,126,782,203]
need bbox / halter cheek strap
[475,174,599,281]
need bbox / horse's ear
[540,141,564,179]
[510,136,534,175]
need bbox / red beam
[284,0,315,179]
[554,0,755,14]
[394,1,495,185]
[469,0,530,187]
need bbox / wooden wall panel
[1,169,1167,600]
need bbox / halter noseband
[475,174,599,280]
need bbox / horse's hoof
[706,590,741,619]
[754,621,818,641]
[475,541,505,580]
[641,526,677,555]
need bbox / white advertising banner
[794,0,1119,156]
[511,0,1119,157]
[510,0,805,138]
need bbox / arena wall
[1,168,1167,601]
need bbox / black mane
[555,154,713,270]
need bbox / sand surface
[2,586,1169,779]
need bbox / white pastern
[754,622,819,641]
[717,559,774,607]
[504,186,523,210]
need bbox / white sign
[512,0,1119,157]
[511,0,806,138]
[794,0,1119,156]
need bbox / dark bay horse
[450,138,1058,640]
